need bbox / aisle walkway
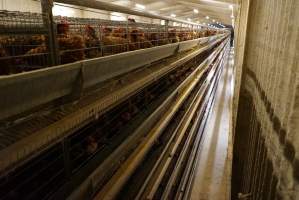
[190,48,234,200]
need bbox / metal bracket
[70,63,85,102]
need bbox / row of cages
[0,9,222,75]
[0,52,202,199]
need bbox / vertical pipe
[41,0,60,66]
[99,23,104,56]
[165,20,169,44]
[126,19,129,51]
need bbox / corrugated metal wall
[233,0,298,199]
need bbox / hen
[84,25,100,59]
[57,23,85,64]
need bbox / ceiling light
[149,10,157,14]
[229,5,233,9]
[53,5,75,16]
[206,16,209,19]
[194,9,199,14]
[110,12,126,21]
[171,14,176,17]
[135,3,145,10]
[212,19,215,22]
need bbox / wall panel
[233,0,299,199]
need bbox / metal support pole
[192,25,194,39]
[126,20,130,51]
[41,0,60,66]
[99,24,104,56]
[165,20,169,44]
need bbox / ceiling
[98,0,238,25]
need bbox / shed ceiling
[97,0,238,25]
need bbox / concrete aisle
[190,48,234,200]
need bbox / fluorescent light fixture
[135,3,145,10]
[149,10,157,14]
[53,4,75,16]
[110,12,126,21]
[171,14,176,17]
[187,18,191,21]
[206,16,210,19]
[194,9,199,14]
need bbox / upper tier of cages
[0,5,221,75]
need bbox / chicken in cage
[57,24,85,64]
[0,34,50,74]
[84,25,101,58]
[168,29,180,43]
[0,9,219,75]
[0,11,51,75]
[147,29,169,46]
[101,26,129,55]
[128,28,153,51]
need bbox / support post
[41,0,60,66]
[165,20,169,44]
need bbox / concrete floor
[190,48,234,200]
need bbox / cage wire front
[0,3,220,75]
[0,10,52,75]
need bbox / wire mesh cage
[53,15,216,61]
[0,10,53,75]
[0,144,66,200]
[0,2,222,75]
[54,16,166,58]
